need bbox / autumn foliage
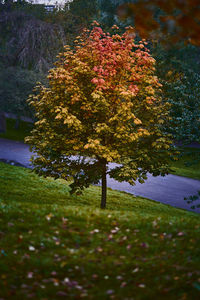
[118,0,200,46]
[26,22,174,208]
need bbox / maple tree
[26,23,175,209]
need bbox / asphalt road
[0,137,200,213]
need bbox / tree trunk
[0,112,6,133]
[101,162,107,209]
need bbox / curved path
[0,137,200,213]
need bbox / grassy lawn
[0,162,200,299]
[170,148,200,180]
[0,118,33,142]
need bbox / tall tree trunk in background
[0,112,6,133]
[101,161,107,209]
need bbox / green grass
[0,118,33,142]
[0,162,200,299]
[170,148,200,180]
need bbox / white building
[30,0,73,10]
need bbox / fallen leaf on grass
[177,232,185,236]
[27,272,33,279]
[120,282,127,288]
[106,289,114,295]
[46,213,53,221]
[138,284,146,288]
[29,246,35,251]
[132,268,139,273]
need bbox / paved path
[0,137,200,213]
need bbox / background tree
[154,43,200,143]
[95,0,126,29]
[117,0,200,46]
[68,0,98,27]
[0,0,65,120]
[0,65,44,118]
[26,23,175,209]
[0,0,65,71]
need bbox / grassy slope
[0,162,200,299]
[170,148,200,180]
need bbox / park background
[0,1,200,299]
